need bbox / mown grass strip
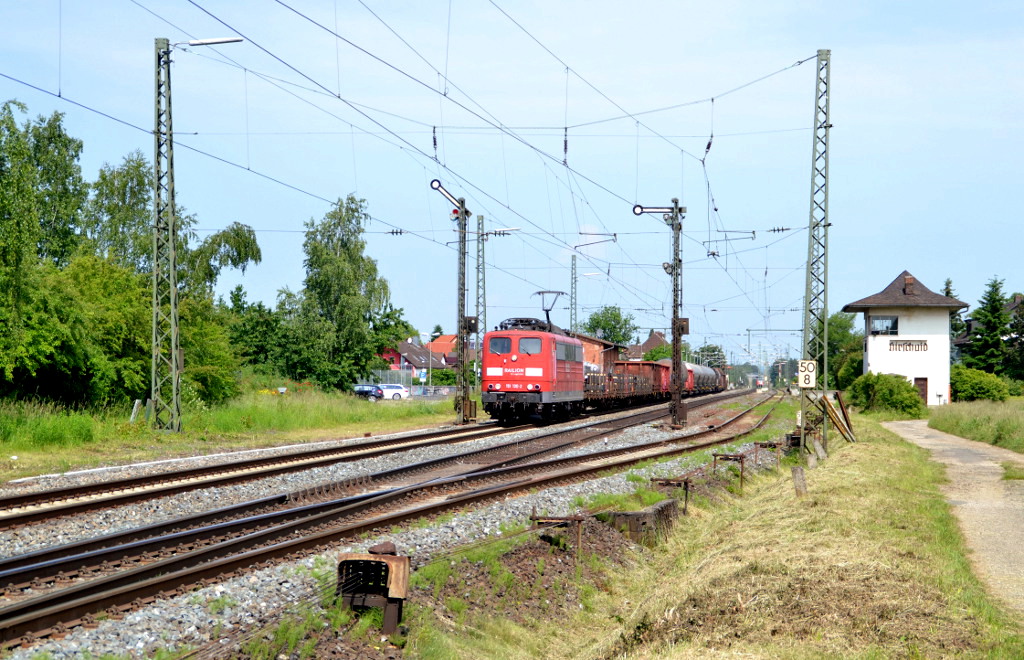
[410,414,1024,659]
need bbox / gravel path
[883,420,1024,617]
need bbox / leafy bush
[847,372,926,418]
[1000,375,1024,397]
[951,364,1009,402]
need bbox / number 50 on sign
[798,360,817,388]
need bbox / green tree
[183,222,262,293]
[694,343,726,367]
[227,287,283,373]
[643,344,671,361]
[57,256,150,403]
[942,278,967,342]
[828,311,864,390]
[643,340,691,362]
[1005,305,1024,381]
[179,295,240,403]
[0,101,40,372]
[0,257,150,405]
[81,150,152,271]
[279,195,408,389]
[963,277,1009,374]
[581,306,637,346]
[28,109,87,267]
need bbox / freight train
[480,318,728,423]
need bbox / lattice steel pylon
[800,49,831,449]
[475,214,486,363]
[151,37,182,431]
[570,255,577,332]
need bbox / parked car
[353,384,385,402]
[378,384,411,400]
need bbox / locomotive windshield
[488,336,512,354]
[519,337,542,355]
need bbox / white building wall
[861,306,951,405]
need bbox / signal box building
[842,271,967,406]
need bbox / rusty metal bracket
[529,507,584,552]
[712,453,746,493]
[753,441,782,471]
[337,543,410,635]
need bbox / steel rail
[0,391,771,646]
[0,391,748,587]
[0,406,671,585]
[0,423,528,529]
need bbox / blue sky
[2,1,1021,369]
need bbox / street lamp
[151,36,241,432]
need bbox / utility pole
[634,199,687,427]
[151,37,181,432]
[150,36,241,432]
[431,179,475,424]
[800,49,832,452]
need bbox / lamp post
[151,36,241,432]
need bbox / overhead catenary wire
[149,0,809,323]
[19,1,819,345]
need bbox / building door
[914,377,928,403]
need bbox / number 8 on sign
[798,360,816,389]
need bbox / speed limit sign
[798,360,817,388]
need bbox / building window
[870,315,899,336]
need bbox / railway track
[0,390,773,647]
[0,423,530,529]
[0,391,743,531]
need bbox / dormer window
[870,315,899,336]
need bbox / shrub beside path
[884,420,1024,617]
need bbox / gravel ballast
[3,401,779,659]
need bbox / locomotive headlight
[511,355,518,362]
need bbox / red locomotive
[481,318,728,423]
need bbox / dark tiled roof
[842,271,967,312]
[624,330,669,360]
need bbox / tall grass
[0,388,457,479]
[0,400,101,451]
[928,398,1024,454]
[186,389,452,434]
